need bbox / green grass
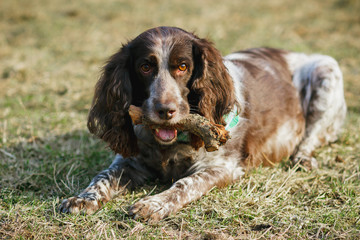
[1,0,360,239]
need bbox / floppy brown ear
[87,45,138,157]
[190,37,236,125]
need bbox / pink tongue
[155,128,177,141]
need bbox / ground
[0,0,359,239]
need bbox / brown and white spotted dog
[59,27,346,221]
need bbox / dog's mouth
[152,127,178,144]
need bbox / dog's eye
[178,63,187,71]
[140,64,151,73]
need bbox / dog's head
[87,27,235,157]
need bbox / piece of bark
[128,105,230,151]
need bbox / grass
[1,0,360,239]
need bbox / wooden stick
[128,105,230,151]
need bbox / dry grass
[1,0,360,239]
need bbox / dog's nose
[155,103,177,120]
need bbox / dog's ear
[190,37,236,125]
[87,44,138,157]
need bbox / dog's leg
[59,155,153,214]
[128,166,240,222]
[289,54,347,169]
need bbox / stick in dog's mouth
[128,105,231,151]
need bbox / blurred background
[0,0,359,238]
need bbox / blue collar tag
[224,107,240,130]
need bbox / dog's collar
[177,131,190,143]
[177,107,240,144]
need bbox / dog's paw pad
[59,196,100,214]
[292,155,318,171]
[128,196,171,222]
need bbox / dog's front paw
[59,196,101,214]
[292,154,318,170]
[128,195,174,222]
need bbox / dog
[59,26,346,222]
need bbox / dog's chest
[138,145,198,182]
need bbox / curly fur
[60,27,346,222]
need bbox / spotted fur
[59,27,346,221]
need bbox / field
[1,0,359,239]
